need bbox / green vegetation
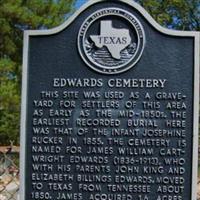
[135,0,200,30]
[0,0,75,145]
[0,0,199,145]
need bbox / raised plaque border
[20,0,200,199]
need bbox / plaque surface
[20,1,199,200]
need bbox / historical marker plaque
[20,1,199,200]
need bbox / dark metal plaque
[20,1,199,200]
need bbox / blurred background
[0,0,199,199]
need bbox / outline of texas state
[90,21,131,60]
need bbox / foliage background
[0,0,199,145]
[0,0,75,145]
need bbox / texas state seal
[77,7,145,74]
